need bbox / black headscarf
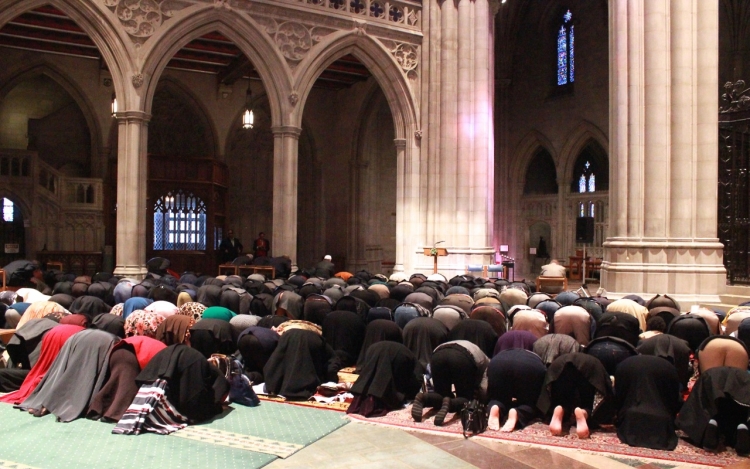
[595,312,641,347]
[667,315,711,352]
[322,310,367,377]
[69,296,111,321]
[189,319,237,358]
[197,284,222,307]
[402,317,449,369]
[637,334,691,388]
[237,326,280,382]
[91,313,126,338]
[355,319,403,372]
[447,319,498,358]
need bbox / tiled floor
[266,421,719,469]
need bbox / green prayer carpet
[0,401,348,469]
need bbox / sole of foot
[488,405,501,431]
[574,407,589,439]
[501,408,517,433]
[549,405,564,436]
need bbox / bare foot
[549,405,564,436]
[488,405,501,431]
[501,408,518,432]
[574,407,590,439]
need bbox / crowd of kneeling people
[0,268,750,453]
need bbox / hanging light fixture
[111,93,118,117]
[242,86,254,129]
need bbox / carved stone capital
[132,73,144,89]
[289,92,299,107]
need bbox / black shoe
[434,397,451,427]
[704,419,719,451]
[411,393,425,423]
[736,424,749,455]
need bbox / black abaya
[447,319,498,358]
[263,329,331,400]
[402,317,449,369]
[355,319,403,372]
[487,349,546,428]
[614,355,682,450]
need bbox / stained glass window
[2,198,13,222]
[589,202,595,218]
[579,174,587,193]
[557,10,574,86]
[153,190,207,250]
[588,174,595,192]
[579,202,585,217]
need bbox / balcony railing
[272,0,421,29]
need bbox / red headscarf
[118,336,167,370]
[0,324,84,405]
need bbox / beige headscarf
[16,301,69,330]
[606,299,649,332]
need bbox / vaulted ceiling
[0,5,372,90]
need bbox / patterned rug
[348,405,747,467]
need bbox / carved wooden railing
[272,0,422,29]
[37,251,103,276]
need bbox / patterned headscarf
[124,310,165,338]
[178,302,206,322]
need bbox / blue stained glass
[570,25,575,83]
[579,174,586,193]
[589,203,595,218]
[564,10,572,22]
[557,25,568,85]
[579,203,585,217]
[588,174,596,192]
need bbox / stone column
[271,125,301,264]
[113,111,150,279]
[421,0,496,276]
[394,138,407,273]
[603,0,725,304]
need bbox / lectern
[423,247,448,274]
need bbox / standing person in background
[253,232,270,258]
[314,255,335,279]
[219,229,243,263]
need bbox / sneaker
[434,397,451,426]
[411,393,425,422]
[736,424,749,455]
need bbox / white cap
[324,255,332,260]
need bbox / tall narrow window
[153,190,207,250]
[2,198,13,222]
[557,10,575,85]
[578,161,596,193]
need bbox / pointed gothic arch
[0,0,135,112]
[293,31,418,139]
[0,63,104,169]
[139,9,290,126]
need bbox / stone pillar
[394,138,407,273]
[421,0,496,276]
[603,0,725,304]
[271,125,301,264]
[113,111,150,279]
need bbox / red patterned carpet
[348,405,747,467]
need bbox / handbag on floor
[460,399,488,438]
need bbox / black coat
[136,343,228,423]
[263,329,331,400]
[614,355,682,450]
[350,341,422,409]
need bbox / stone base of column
[114,264,149,280]
[412,246,496,278]
[601,238,726,306]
